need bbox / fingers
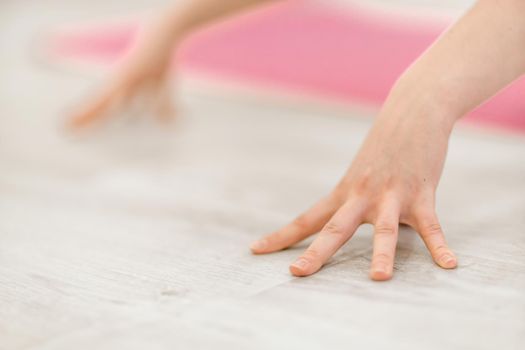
[67,76,175,130]
[67,82,130,130]
[250,196,339,254]
[290,200,364,277]
[370,201,400,281]
[416,211,457,269]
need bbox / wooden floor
[1,1,524,349]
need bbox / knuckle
[322,222,345,236]
[342,169,374,196]
[422,223,444,238]
[384,175,397,191]
[292,215,311,231]
[374,225,397,236]
[354,173,373,193]
[330,187,347,204]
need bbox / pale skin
[70,0,525,280]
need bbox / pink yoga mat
[49,1,525,132]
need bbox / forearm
[125,0,277,66]
[142,0,276,49]
[383,0,525,128]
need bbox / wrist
[378,74,461,136]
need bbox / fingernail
[291,258,310,270]
[370,265,391,281]
[250,239,267,251]
[440,254,457,267]
[372,265,388,274]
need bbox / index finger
[290,199,365,277]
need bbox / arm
[68,0,275,128]
[251,0,525,281]
[390,0,525,125]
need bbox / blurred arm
[139,0,278,53]
[165,0,276,33]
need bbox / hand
[67,24,177,129]
[66,0,277,130]
[250,95,458,281]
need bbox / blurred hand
[250,98,458,281]
[66,0,278,130]
[67,28,177,129]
